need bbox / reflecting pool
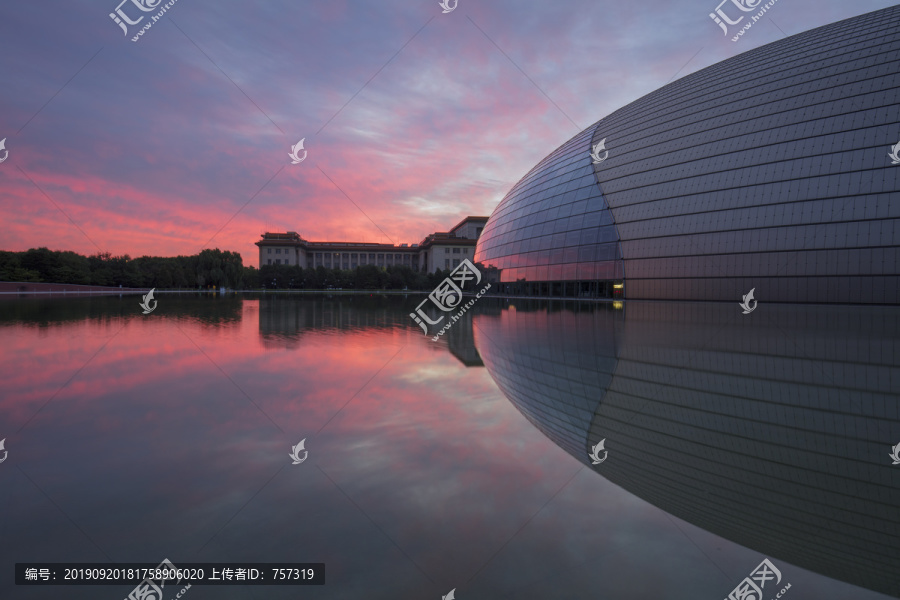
[0,294,897,599]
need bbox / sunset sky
[0,0,893,267]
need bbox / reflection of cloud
[2,296,892,599]
[395,363,460,384]
[1,299,578,590]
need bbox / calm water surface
[0,294,897,599]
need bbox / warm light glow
[613,283,624,289]
[613,301,623,310]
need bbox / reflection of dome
[474,302,900,598]
[475,6,900,304]
[474,304,621,459]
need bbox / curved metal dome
[476,6,900,304]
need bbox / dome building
[475,6,900,304]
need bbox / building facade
[256,216,488,273]
[475,6,900,304]
[415,217,485,273]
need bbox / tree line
[0,247,248,289]
[0,247,472,291]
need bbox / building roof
[257,216,488,251]
[256,235,417,251]
[256,232,305,245]
[416,234,479,250]
[305,242,418,252]
[448,215,489,236]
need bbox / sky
[0,0,896,267]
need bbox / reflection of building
[442,308,485,367]
[474,302,900,597]
[475,6,900,303]
[256,295,488,368]
[258,295,417,347]
[256,217,488,273]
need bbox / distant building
[255,216,488,273]
[415,216,486,273]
